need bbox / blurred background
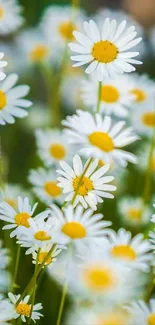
[1,0,155,324]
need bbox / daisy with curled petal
[28,168,63,205]
[0,297,14,324]
[32,243,62,268]
[35,129,73,167]
[49,204,112,244]
[62,110,138,167]
[69,18,142,81]
[0,196,48,238]
[127,299,155,325]
[17,217,67,255]
[57,155,116,210]
[41,5,85,50]
[0,0,24,35]
[118,196,152,228]
[8,293,43,323]
[100,228,152,272]
[0,73,32,125]
[81,74,134,117]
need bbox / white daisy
[81,74,134,117]
[16,27,53,67]
[0,183,31,210]
[0,196,48,238]
[130,101,155,137]
[17,217,67,255]
[8,293,43,323]
[0,73,32,125]
[35,128,73,167]
[41,5,85,51]
[0,298,14,324]
[62,110,138,167]
[118,196,152,227]
[102,228,152,272]
[49,204,112,244]
[69,18,142,81]
[0,0,24,35]
[57,155,116,210]
[128,299,155,325]
[28,168,63,205]
[32,243,62,267]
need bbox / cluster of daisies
[1,1,155,325]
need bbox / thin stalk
[96,81,102,113]
[27,250,40,325]
[143,127,155,204]
[11,245,21,292]
[71,158,93,205]
[72,0,80,9]
[15,245,56,307]
[56,280,68,325]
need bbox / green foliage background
[0,1,155,324]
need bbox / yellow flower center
[127,208,141,220]
[97,315,126,325]
[92,41,118,63]
[83,265,116,292]
[44,181,62,197]
[89,131,114,152]
[148,314,155,325]
[130,88,146,102]
[0,6,4,19]
[111,245,136,261]
[5,198,17,208]
[34,231,51,241]
[101,85,120,103]
[0,90,7,110]
[59,21,76,40]
[73,176,93,196]
[49,143,66,160]
[38,252,52,265]
[62,221,86,239]
[15,212,31,228]
[151,156,155,171]
[30,44,49,62]
[16,303,31,317]
[142,112,155,127]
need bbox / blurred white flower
[0,0,24,35]
[127,299,155,325]
[32,243,62,268]
[0,183,32,210]
[0,297,14,324]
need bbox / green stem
[96,81,102,113]
[143,127,155,204]
[11,245,21,292]
[15,245,56,307]
[27,250,40,325]
[56,280,68,325]
[71,158,93,205]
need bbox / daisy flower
[16,27,53,67]
[17,217,67,255]
[0,183,31,210]
[104,228,152,272]
[41,5,85,51]
[32,243,62,267]
[128,299,155,325]
[81,74,134,117]
[0,73,32,125]
[63,110,138,167]
[57,155,116,210]
[0,0,24,35]
[0,298,14,324]
[126,73,155,109]
[130,101,155,137]
[118,196,152,227]
[8,293,43,323]
[49,204,112,244]
[69,18,142,81]
[0,196,48,238]
[35,129,73,167]
[28,168,63,205]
